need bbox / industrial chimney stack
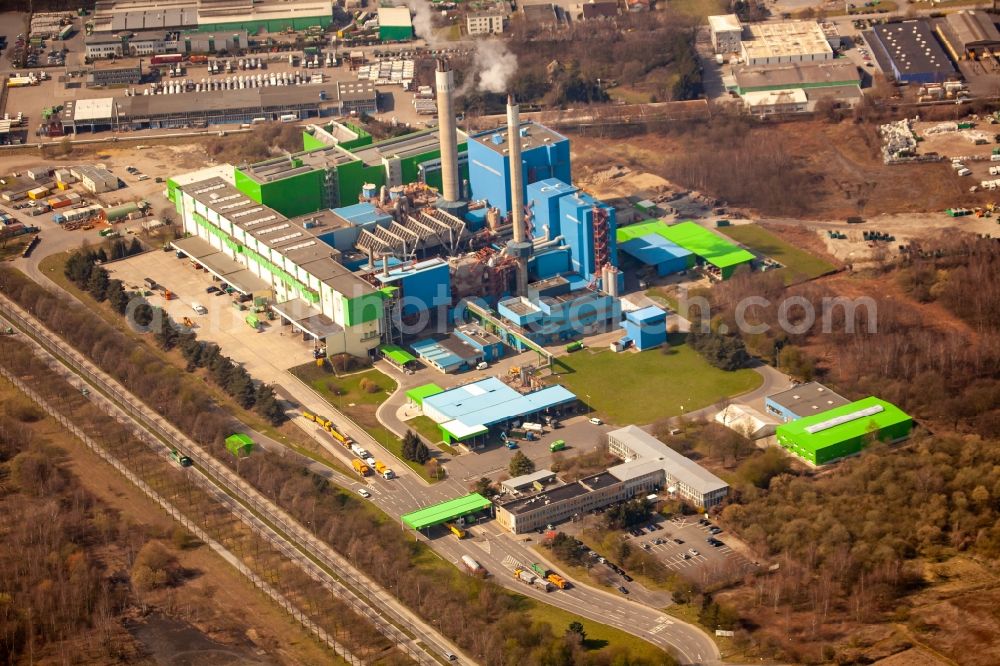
[435,59,460,202]
[507,94,530,296]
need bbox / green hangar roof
[617,220,755,277]
[776,396,913,462]
[401,493,492,530]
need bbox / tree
[86,267,110,302]
[128,238,143,256]
[254,384,287,425]
[402,430,429,464]
[106,279,130,315]
[509,450,535,477]
[474,477,497,497]
[567,621,586,641]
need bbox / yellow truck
[351,458,371,477]
[546,573,569,589]
[374,460,395,479]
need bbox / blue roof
[620,233,693,266]
[411,337,476,371]
[625,306,667,325]
[422,377,577,429]
[527,178,577,201]
[332,202,392,227]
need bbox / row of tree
[63,251,286,425]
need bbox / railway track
[0,295,467,666]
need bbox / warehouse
[62,82,377,133]
[743,89,808,116]
[235,146,360,218]
[868,21,955,84]
[501,469,557,495]
[168,170,384,358]
[765,381,849,422]
[91,0,336,34]
[938,10,1000,60]
[708,14,742,54]
[420,377,577,445]
[378,6,414,41]
[732,61,861,94]
[741,20,833,66]
[775,397,913,465]
[618,231,694,276]
[617,221,754,280]
[715,404,777,440]
[71,165,120,193]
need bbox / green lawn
[550,344,761,425]
[718,224,837,285]
[405,415,460,455]
[290,363,441,483]
[667,0,728,19]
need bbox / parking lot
[104,249,324,385]
[637,515,756,581]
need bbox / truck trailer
[351,458,371,476]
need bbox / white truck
[522,422,544,433]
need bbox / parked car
[205,285,219,294]
[673,538,684,545]
[617,586,629,595]
[687,548,700,557]
[589,417,603,425]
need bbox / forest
[691,234,1000,662]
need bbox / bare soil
[568,119,997,219]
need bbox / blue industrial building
[453,324,506,362]
[527,178,578,239]
[411,334,484,374]
[560,191,618,284]
[421,376,578,444]
[619,234,694,276]
[373,257,451,317]
[764,382,850,422]
[497,275,621,346]
[869,21,955,84]
[467,123,572,217]
[529,247,572,281]
[620,306,667,351]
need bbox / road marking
[475,539,492,555]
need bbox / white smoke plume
[464,40,518,94]
[405,0,436,43]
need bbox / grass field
[290,362,439,482]
[527,602,672,662]
[719,224,837,284]
[667,0,728,19]
[550,342,761,425]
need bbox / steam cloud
[405,0,435,43]
[465,40,518,94]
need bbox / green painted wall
[235,166,324,218]
[336,160,385,205]
[197,15,332,34]
[301,131,327,152]
[343,292,383,326]
[379,25,414,41]
[737,81,859,94]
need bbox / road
[0,296,472,666]
[9,234,741,664]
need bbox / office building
[467,10,506,35]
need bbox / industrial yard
[2,0,1000,665]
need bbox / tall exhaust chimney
[507,94,529,296]
[435,59,459,202]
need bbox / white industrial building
[496,425,729,533]
[741,20,834,66]
[715,404,777,440]
[467,10,506,35]
[742,88,809,115]
[168,167,384,358]
[70,164,120,193]
[708,14,742,54]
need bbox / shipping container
[150,53,183,65]
[27,187,50,200]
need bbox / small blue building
[619,233,694,276]
[373,257,451,317]
[529,247,571,281]
[620,306,667,351]
[559,191,618,284]
[527,178,578,239]
[453,324,506,362]
[467,122,572,217]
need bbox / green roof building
[401,493,492,531]
[775,397,913,465]
[378,6,414,41]
[617,220,755,279]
